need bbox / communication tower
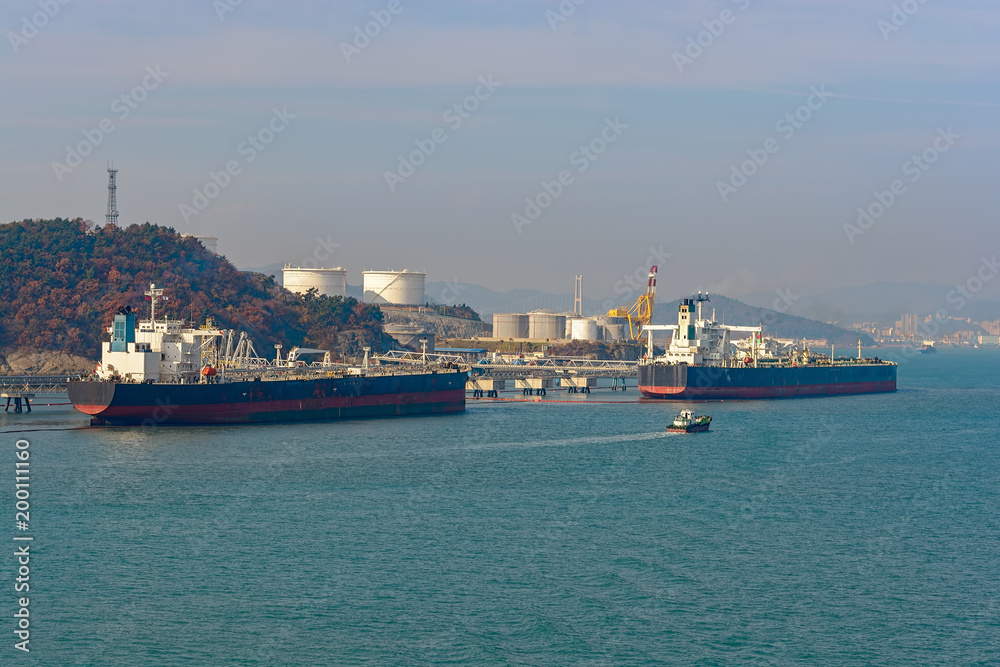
[106,163,119,226]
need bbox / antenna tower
[106,163,119,226]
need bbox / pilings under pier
[2,393,34,413]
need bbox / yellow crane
[607,266,658,340]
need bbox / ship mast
[145,283,165,323]
[695,292,710,321]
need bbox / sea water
[2,349,998,665]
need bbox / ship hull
[68,370,467,426]
[667,424,710,433]
[638,363,896,400]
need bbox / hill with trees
[0,218,395,366]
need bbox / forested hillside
[0,218,394,360]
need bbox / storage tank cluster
[280,266,427,305]
[491,311,626,341]
[282,264,348,297]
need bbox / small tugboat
[667,410,712,433]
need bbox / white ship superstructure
[96,284,221,383]
[642,295,764,367]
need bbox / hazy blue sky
[2,0,997,302]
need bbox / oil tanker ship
[68,286,466,426]
[637,296,896,400]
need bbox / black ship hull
[639,362,896,400]
[69,370,467,426]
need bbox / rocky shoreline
[0,350,96,376]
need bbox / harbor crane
[607,266,658,340]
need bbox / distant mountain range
[738,282,1000,325]
[242,264,875,345]
[651,294,874,346]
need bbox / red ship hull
[69,370,467,426]
[639,362,897,400]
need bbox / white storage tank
[493,313,529,338]
[282,265,348,297]
[528,310,565,340]
[571,318,599,341]
[603,323,625,341]
[182,234,219,254]
[363,269,425,305]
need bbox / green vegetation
[0,218,394,360]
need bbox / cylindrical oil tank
[362,269,425,305]
[182,234,219,254]
[603,323,625,341]
[282,265,348,297]
[517,314,529,337]
[528,310,561,339]
[571,318,599,340]
[493,313,529,338]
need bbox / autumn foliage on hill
[0,218,394,359]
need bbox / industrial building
[282,265,348,297]
[363,269,425,305]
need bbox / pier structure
[0,376,76,394]
[2,392,34,413]
[372,351,637,397]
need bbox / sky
[1,0,998,304]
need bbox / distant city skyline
[2,0,998,301]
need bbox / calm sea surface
[3,349,999,665]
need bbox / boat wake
[463,431,667,451]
